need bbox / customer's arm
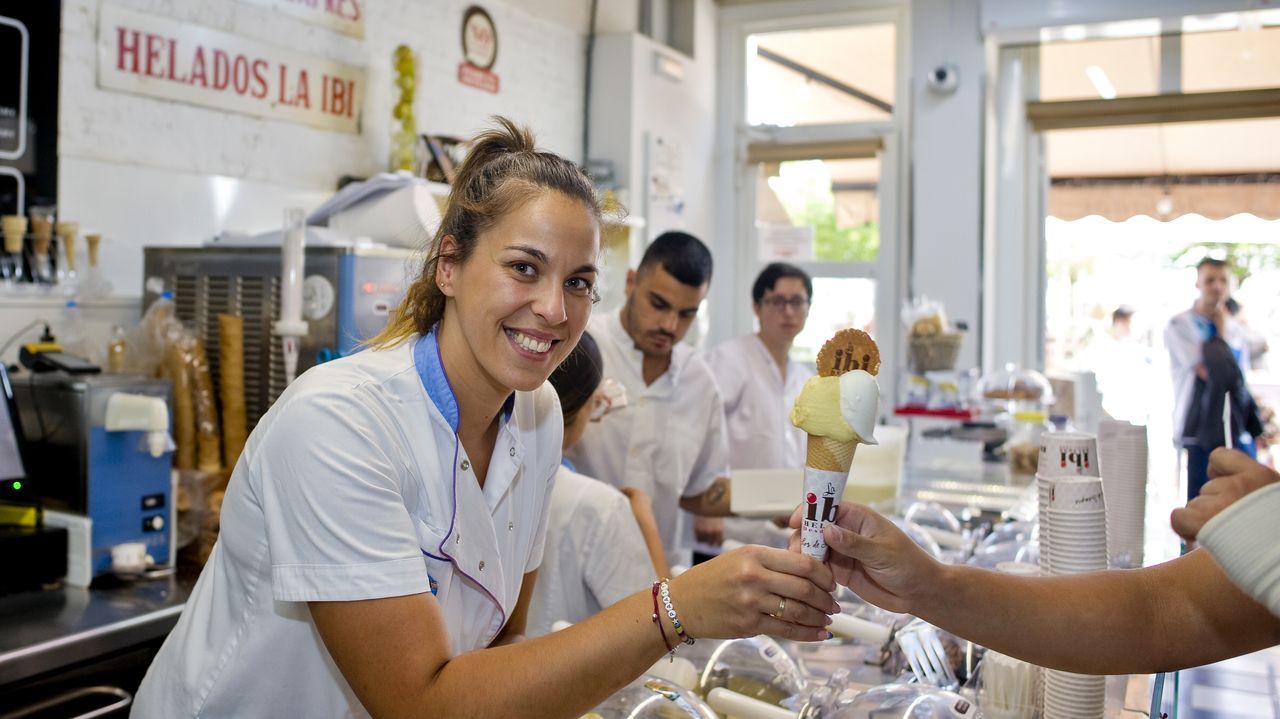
[794,503,1280,675]
[1172,448,1280,541]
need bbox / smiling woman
[131,118,839,719]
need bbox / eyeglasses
[760,296,810,311]
[589,378,629,422]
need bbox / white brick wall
[0,0,611,361]
[61,0,591,188]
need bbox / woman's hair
[371,117,601,348]
[547,331,602,425]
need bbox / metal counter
[0,574,194,687]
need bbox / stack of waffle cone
[806,327,881,471]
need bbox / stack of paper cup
[1097,420,1149,568]
[1043,477,1107,575]
[1043,670,1106,718]
[1035,432,1107,718]
[1035,432,1100,576]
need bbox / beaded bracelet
[659,579,696,648]
[650,580,674,655]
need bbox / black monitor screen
[0,365,26,483]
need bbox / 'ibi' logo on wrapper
[805,486,839,523]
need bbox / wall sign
[235,0,364,39]
[457,6,499,94]
[0,4,58,215]
[98,5,365,134]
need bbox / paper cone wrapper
[806,434,856,473]
[801,435,856,561]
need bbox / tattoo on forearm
[704,479,727,507]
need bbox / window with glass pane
[1182,25,1280,93]
[790,278,877,363]
[1039,36,1160,102]
[756,159,879,263]
[747,23,895,126]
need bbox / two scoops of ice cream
[789,328,882,561]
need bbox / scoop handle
[828,612,892,645]
[706,688,798,719]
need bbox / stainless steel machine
[142,245,415,430]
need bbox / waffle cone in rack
[806,434,856,473]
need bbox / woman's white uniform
[705,334,813,549]
[133,329,560,718]
[526,464,654,636]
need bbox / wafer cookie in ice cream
[790,328,881,560]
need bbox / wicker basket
[908,332,964,371]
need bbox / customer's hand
[789,503,943,615]
[669,545,837,642]
[1172,448,1280,540]
[694,516,724,546]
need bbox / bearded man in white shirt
[567,232,735,568]
[706,263,815,549]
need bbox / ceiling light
[1085,65,1116,100]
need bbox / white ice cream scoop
[838,370,880,445]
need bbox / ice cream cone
[806,434,856,473]
[86,233,101,267]
[2,215,25,254]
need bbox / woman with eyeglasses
[705,263,816,550]
[134,119,837,719]
[526,331,670,635]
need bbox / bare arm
[800,504,1280,675]
[921,551,1280,674]
[620,487,672,577]
[680,476,733,517]
[311,545,838,719]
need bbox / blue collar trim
[413,325,514,434]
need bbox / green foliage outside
[1172,242,1280,287]
[771,161,879,263]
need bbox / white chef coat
[526,464,655,636]
[706,334,812,470]
[566,311,730,568]
[1164,308,1251,446]
[133,329,560,718]
[705,334,813,548]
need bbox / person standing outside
[705,263,815,548]
[567,231,735,568]
[1166,257,1255,500]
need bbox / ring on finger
[771,596,786,619]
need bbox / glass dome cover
[975,364,1054,406]
[697,636,807,708]
[826,683,978,719]
[584,675,718,719]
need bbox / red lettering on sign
[145,32,164,78]
[296,69,310,109]
[117,27,140,73]
[166,38,186,82]
[190,46,208,87]
[251,59,269,99]
[213,49,231,90]
[232,55,250,95]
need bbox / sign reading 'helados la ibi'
[97,5,365,134]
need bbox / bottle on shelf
[107,324,128,373]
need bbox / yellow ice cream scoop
[790,375,856,443]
